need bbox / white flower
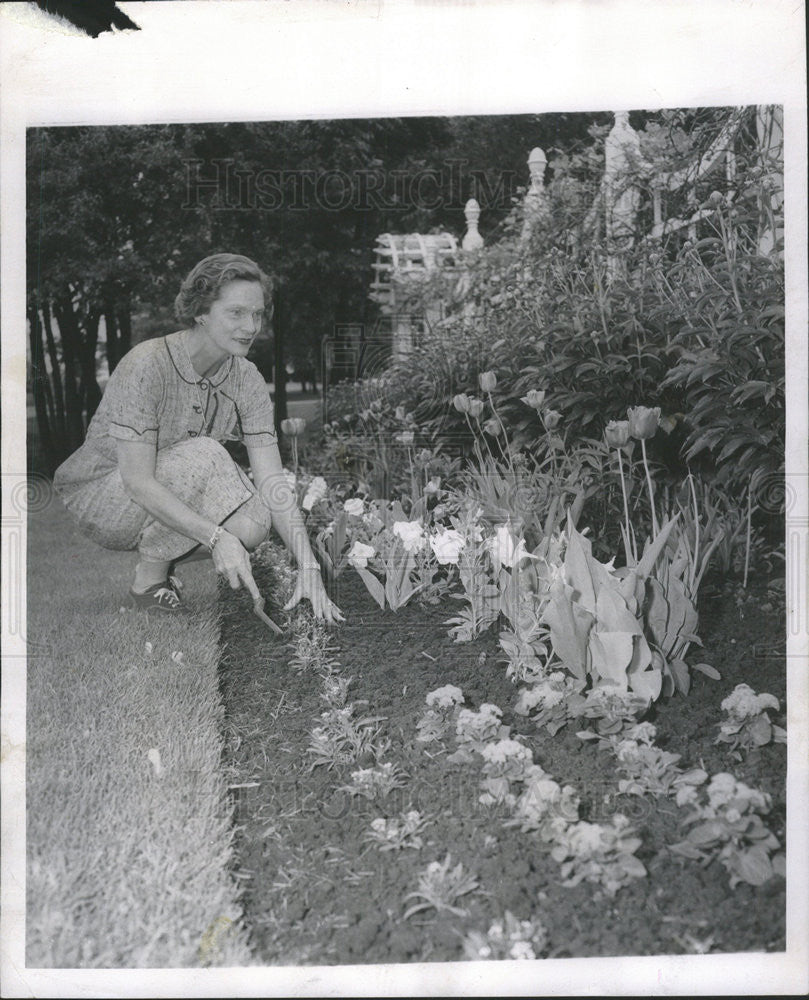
[487,522,534,569]
[509,941,536,960]
[426,685,465,709]
[394,431,415,445]
[488,922,504,943]
[348,540,375,569]
[567,822,605,856]
[424,477,442,495]
[721,683,779,719]
[371,818,387,833]
[481,739,531,765]
[283,469,296,488]
[616,739,640,763]
[627,721,657,744]
[344,497,365,517]
[302,476,328,511]
[392,519,426,553]
[430,528,466,565]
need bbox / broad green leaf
[589,631,633,687]
[693,662,721,680]
[541,581,593,681]
[669,658,691,695]
[596,585,642,635]
[355,566,386,609]
[645,578,670,648]
[730,844,774,887]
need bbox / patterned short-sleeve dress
[53,331,277,562]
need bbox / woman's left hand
[284,567,345,625]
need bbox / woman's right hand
[211,530,261,601]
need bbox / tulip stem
[616,447,634,564]
[486,391,515,476]
[291,438,299,476]
[639,438,659,539]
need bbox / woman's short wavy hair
[174,253,274,327]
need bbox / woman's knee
[224,503,271,551]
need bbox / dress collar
[165,330,234,387]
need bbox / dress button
[200,381,208,390]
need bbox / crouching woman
[53,252,342,623]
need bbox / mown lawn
[24,496,252,967]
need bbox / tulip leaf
[355,566,386,609]
[635,516,680,577]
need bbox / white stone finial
[462,198,483,250]
[527,147,548,192]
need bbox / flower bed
[218,558,785,964]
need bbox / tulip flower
[627,406,660,441]
[487,522,534,570]
[543,410,562,431]
[627,407,661,537]
[429,528,466,565]
[347,540,376,569]
[479,371,497,392]
[604,420,630,448]
[453,393,471,414]
[521,389,546,410]
[343,497,365,517]
[605,422,633,562]
[392,519,426,553]
[483,417,501,436]
[280,417,306,437]
[467,398,484,419]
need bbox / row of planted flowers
[269,375,786,899]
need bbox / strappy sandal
[129,580,189,614]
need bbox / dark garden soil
[218,564,786,965]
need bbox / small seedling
[403,854,480,920]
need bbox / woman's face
[198,279,266,360]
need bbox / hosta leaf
[669,658,691,695]
[693,662,721,680]
[542,582,593,682]
[628,661,661,703]
[596,586,642,635]
[645,579,669,648]
[589,631,633,687]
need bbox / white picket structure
[368,106,783,350]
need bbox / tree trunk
[104,299,120,374]
[27,305,57,473]
[79,306,102,425]
[42,303,67,450]
[117,297,132,361]
[273,287,288,436]
[54,294,86,453]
